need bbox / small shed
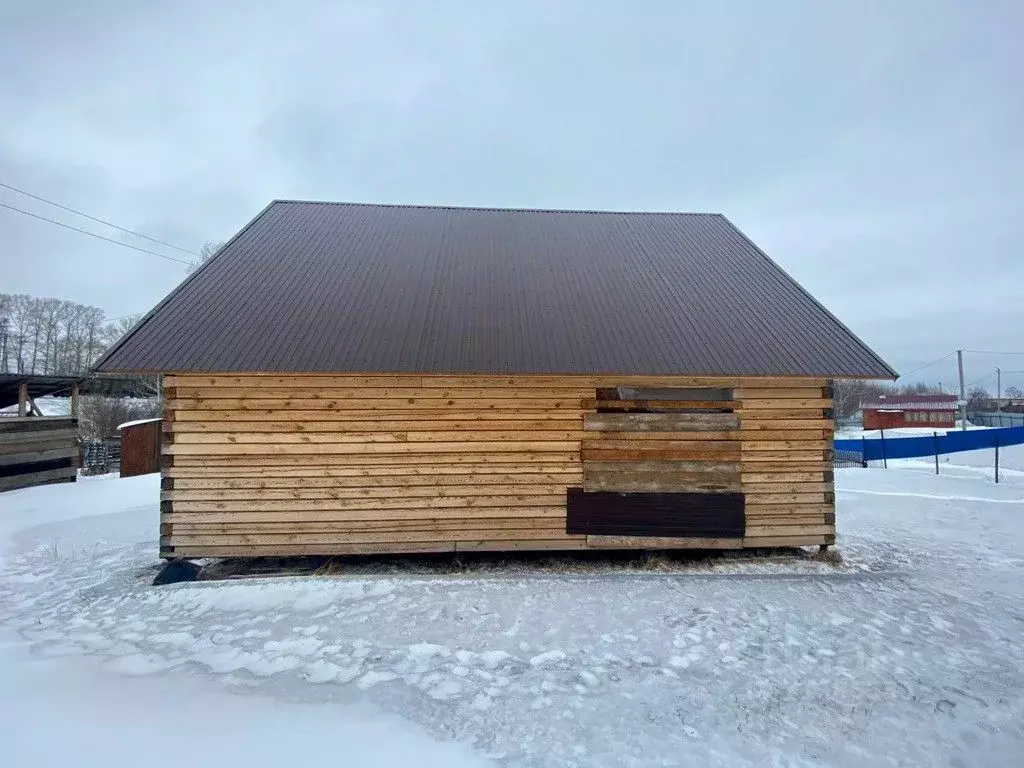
[95,201,896,560]
[861,394,957,430]
[118,418,163,478]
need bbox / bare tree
[0,293,150,375]
[898,381,942,396]
[5,294,36,373]
[966,386,990,413]
[831,379,889,419]
[0,294,10,372]
[187,240,226,273]
[79,395,161,440]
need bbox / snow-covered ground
[0,395,72,417]
[2,463,1024,767]
[835,421,989,440]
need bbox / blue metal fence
[834,426,1024,462]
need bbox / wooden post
[70,383,80,418]
[17,382,27,417]
[995,434,1000,484]
[933,431,939,475]
[861,436,867,468]
[880,428,887,469]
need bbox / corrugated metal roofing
[861,394,958,410]
[95,201,896,377]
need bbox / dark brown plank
[566,489,744,537]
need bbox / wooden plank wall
[0,417,79,492]
[579,400,744,544]
[736,383,835,548]
[160,375,834,558]
[120,420,162,478]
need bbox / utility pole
[957,349,967,431]
[996,368,1001,413]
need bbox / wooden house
[95,202,895,559]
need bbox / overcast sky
[1,1,1021,388]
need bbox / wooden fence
[0,417,79,492]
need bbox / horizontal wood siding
[160,375,833,557]
[0,417,78,492]
[737,382,835,547]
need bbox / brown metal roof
[95,201,896,378]
[861,394,958,410]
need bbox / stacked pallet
[0,417,79,492]
[160,375,834,558]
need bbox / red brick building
[861,394,958,429]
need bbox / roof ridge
[270,199,723,217]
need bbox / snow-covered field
[0,395,72,416]
[2,462,1023,767]
[835,421,990,440]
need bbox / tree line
[0,241,225,377]
[0,293,139,375]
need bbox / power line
[0,180,200,257]
[0,202,192,266]
[966,370,997,388]
[964,349,1024,356]
[897,351,957,379]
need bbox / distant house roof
[95,201,896,378]
[861,394,958,411]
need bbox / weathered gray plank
[584,470,741,493]
[0,446,79,467]
[0,438,78,457]
[583,459,741,493]
[584,413,739,432]
[0,417,77,433]
[584,460,740,474]
[0,428,79,446]
[0,466,77,492]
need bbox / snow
[0,395,71,417]
[0,478,488,768]
[117,417,161,430]
[3,469,1024,766]
[836,421,990,439]
[0,632,488,768]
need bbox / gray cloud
[1,0,1021,386]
